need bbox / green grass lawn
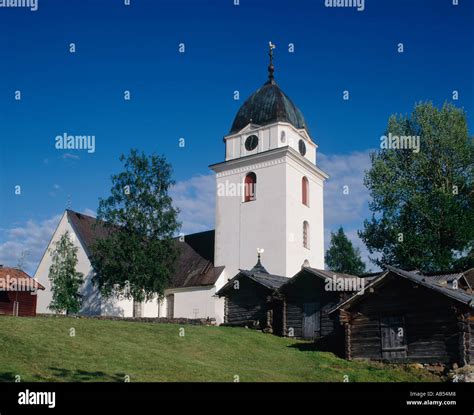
[0,316,438,382]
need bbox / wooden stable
[216,260,287,334]
[0,267,44,317]
[217,260,474,366]
[331,266,474,366]
[278,268,372,355]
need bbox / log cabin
[216,257,287,334]
[279,267,375,355]
[330,265,474,366]
[0,266,45,317]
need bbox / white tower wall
[211,122,327,280]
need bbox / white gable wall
[35,211,99,315]
[34,211,152,317]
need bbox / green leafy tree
[91,149,181,303]
[325,227,365,274]
[48,231,83,314]
[359,102,474,272]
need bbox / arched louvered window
[303,221,310,249]
[302,176,309,206]
[244,172,257,202]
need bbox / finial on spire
[251,248,269,274]
[268,41,276,82]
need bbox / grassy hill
[0,316,438,382]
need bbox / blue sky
[0,0,473,273]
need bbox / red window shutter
[244,173,256,202]
[302,177,309,206]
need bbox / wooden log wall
[0,291,38,317]
[345,276,467,365]
[224,278,270,328]
[282,273,342,340]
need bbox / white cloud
[171,174,215,235]
[82,208,96,218]
[61,153,80,160]
[0,214,62,275]
[319,149,380,271]
[319,149,374,228]
[0,208,97,276]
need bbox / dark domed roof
[230,80,309,134]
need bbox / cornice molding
[210,146,329,181]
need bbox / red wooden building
[0,266,44,317]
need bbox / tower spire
[251,248,268,274]
[268,41,276,83]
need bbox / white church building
[34,50,328,324]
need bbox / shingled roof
[425,271,472,291]
[329,265,474,314]
[279,267,373,291]
[67,210,113,256]
[230,80,309,135]
[216,259,287,297]
[66,210,223,289]
[0,267,44,291]
[168,231,224,289]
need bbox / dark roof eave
[384,265,474,307]
[280,267,363,290]
[216,270,287,296]
[329,265,474,314]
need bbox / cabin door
[302,303,320,340]
[380,316,407,360]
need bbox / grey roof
[230,80,309,134]
[280,267,367,291]
[216,262,287,297]
[305,268,364,281]
[386,266,473,305]
[329,265,474,314]
[239,270,288,290]
[170,231,225,288]
[426,272,466,285]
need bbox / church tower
[210,44,328,283]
